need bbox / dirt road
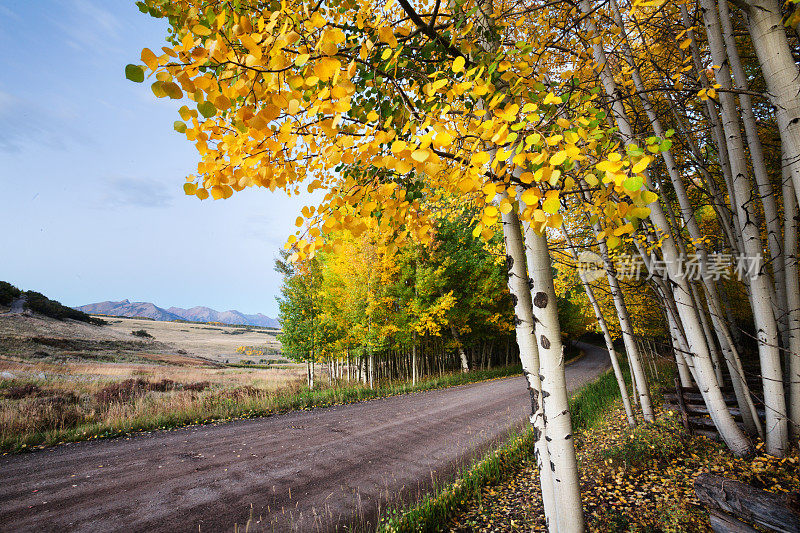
[0,342,610,532]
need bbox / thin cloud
[0,91,88,153]
[101,177,174,209]
[60,0,122,53]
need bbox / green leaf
[198,101,217,118]
[125,64,145,83]
[624,176,644,192]
[173,121,187,133]
[660,139,673,152]
[625,144,644,157]
[665,128,675,138]
[151,81,167,98]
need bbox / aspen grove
[130,0,800,529]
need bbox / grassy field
[0,312,282,364]
[97,316,283,363]
[0,357,306,453]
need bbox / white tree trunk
[412,334,418,386]
[592,224,654,421]
[743,0,800,210]
[563,230,635,427]
[579,0,755,456]
[524,226,585,533]
[497,196,560,530]
[700,0,788,456]
[782,159,800,440]
[368,352,374,389]
[718,0,787,344]
[450,324,470,373]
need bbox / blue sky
[0,0,311,317]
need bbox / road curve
[0,342,610,532]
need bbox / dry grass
[1,359,522,454]
[0,313,282,363]
[0,356,307,452]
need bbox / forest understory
[382,364,800,532]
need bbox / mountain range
[74,300,280,328]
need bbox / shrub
[94,379,150,403]
[131,329,152,338]
[0,281,21,306]
[183,381,210,392]
[4,383,43,400]
[12,394,83,434]
[22,290,105,325]
[147,379,177,392]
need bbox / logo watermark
[576,252,762,282]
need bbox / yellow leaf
[641,190,658,204]
[632,156,651,174]
[183,183,197,195]
[392,140,407,153]
[471,151,490,166]
[550,150,568,166]
[434,131,452,148]
[314,57,340,81]
[411,149,430,162]
[543,195,560,213]
[520,188,538,206]
[295,54,310,66]
[192,24,211,36]
[141,48,158,71]
[452,56,465,73]
[543,92,562,105]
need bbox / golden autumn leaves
[129,0,661,262]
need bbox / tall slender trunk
[412,334,418,386]
[592,223,654,421]
[450,324,470,373]
[579,0,754,456]
[497,196,559,529]
[524,226,585,533]
[783,159,800,439]
[700,0,788,456]
[718,0,787,344]
[742,0,800,209]
[563,230,635,427]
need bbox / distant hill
[1,281,103,325]
[76,300,279,328]
[76,300,183,322]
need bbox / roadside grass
[378,360,634,532]
[0,364,522,454]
